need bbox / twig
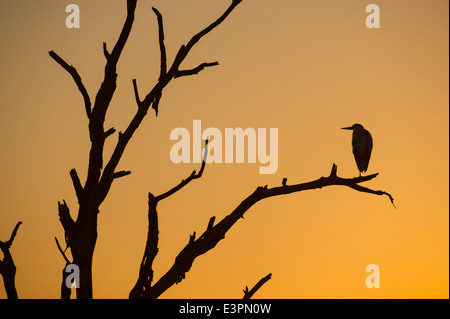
[4,221,22,248]
[113,170,132,179]
[175,62,220,78]
[48,51,91,119]
[152,8,167,80]
[156,138,209,202]
[132,79,141,105]
[243,273,272,299]
[102,42,110,59]
[55,237,71,264]
[104,127,116,139]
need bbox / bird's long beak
[341,126,353,130]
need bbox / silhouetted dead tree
[49,0,244,299]
[129,161,394,299]
[0,221,22,299]
[48,0,395,299]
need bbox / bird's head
[341,123,365,131]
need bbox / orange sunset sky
[0,0,448,299]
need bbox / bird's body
[342,124,373,176]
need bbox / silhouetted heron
[342,124,373,176]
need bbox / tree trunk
[71,205,98,299]
[2,270,18,299]
[74,257,94,299]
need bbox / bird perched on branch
[342,123,373,176]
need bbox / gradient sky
[0,0,448,299]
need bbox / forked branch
[129,140,209,299]
[142,164,394,299]
[99,0,243,206]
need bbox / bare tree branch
[4,222,22,249]
[129,139,209,299]
[274,164,395,207]
[140,0,244,112]
[102,42,110,59]
[69,168,84,203]
[206,216,216,232]
[0,221,22,299]
[57,200,75,244]
[100,0,243,203]
[104,127,116,139]
[243,273,272,299]
[151,91,162,116]
[113,170,132,179]
[48,51,92,119]
[156,138,209,202]
[152,7,167,80]
[107,0,138,64]
[55,237,71,265]
[129,193,160,299]
[166,0,242,79]
[174,62,220,78]
[346,183,396,208]
[132,79,142,106]
[85,0,138,196]
[142,164,393,299]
